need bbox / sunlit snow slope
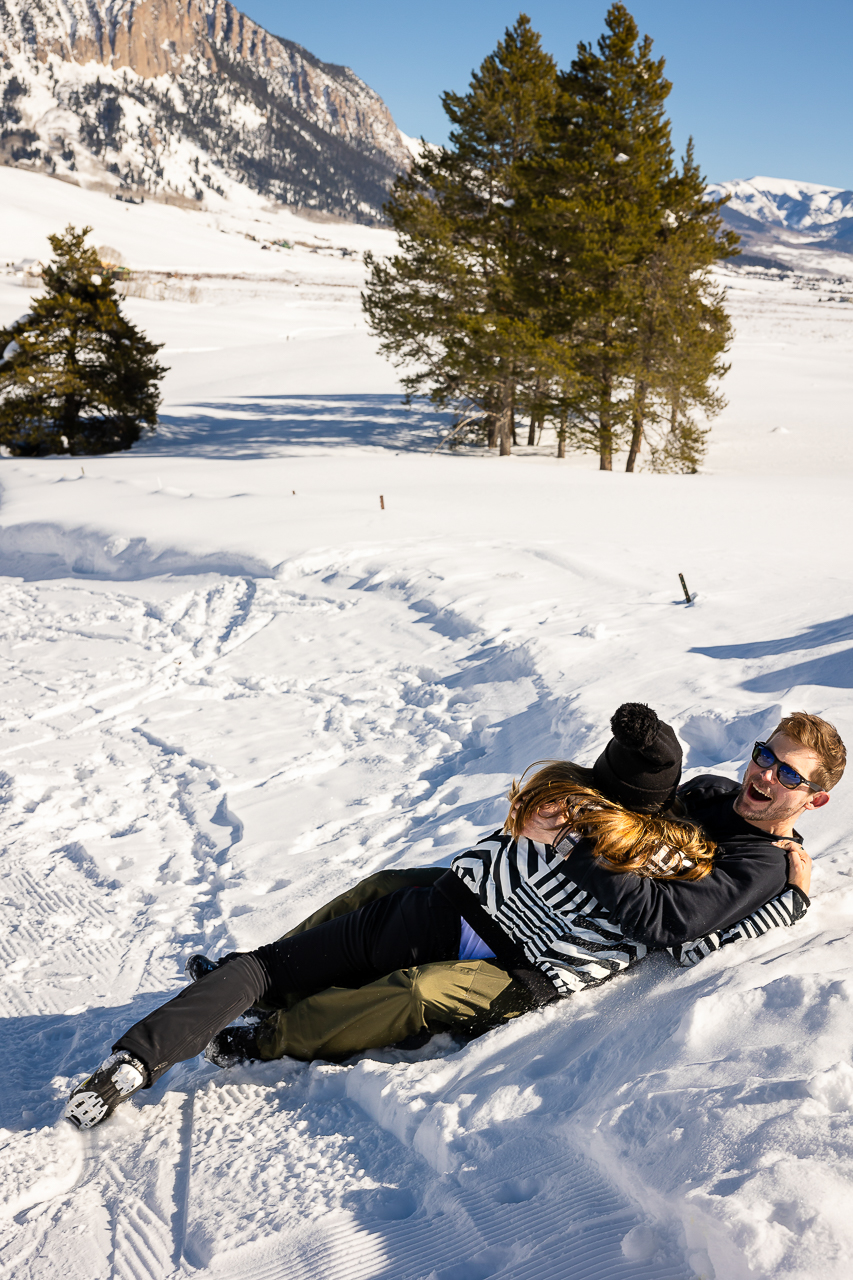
[2,168,853,1280]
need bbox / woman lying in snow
[66,703,827,1129]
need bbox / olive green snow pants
[254,868,535,1063]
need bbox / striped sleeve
[450,837,497,892]
[669,886,810,968]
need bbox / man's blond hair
[770,711,846,791]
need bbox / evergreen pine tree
[624,139,737,472]
[542,4,678,469]
[527,4,737,470]
[363,15,559,455]
[0,225,166,456]
[365,5,736,471]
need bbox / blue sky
[237,1,852,190]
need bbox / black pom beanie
[591,703,682,814]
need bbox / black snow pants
[114,885,461,1085]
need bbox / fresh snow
[0,165,399,275]
[2,167,853,1280]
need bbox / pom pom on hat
[592,702,682,813]
[610,702,660,751]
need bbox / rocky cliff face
[0,0,411,220]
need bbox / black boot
[185,953,218,982]
[204,1025,263,1069]
[66,1051,148,1129]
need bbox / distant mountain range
[1,9,850,253]
[0,0,412,221]
[710,177,853,271]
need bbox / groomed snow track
[210,1141,692,1280]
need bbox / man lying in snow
[66,707,843,1129]
[200,709,834,1062]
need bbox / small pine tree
[0,225,166,456]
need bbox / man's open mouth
[747,782,773,804]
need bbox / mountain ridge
[0,0,410,221]
[711,176,853,259]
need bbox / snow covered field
[2,167,853,1280]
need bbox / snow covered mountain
[710,176,853,266]
[709,176,853,235]
[0,0,411,221]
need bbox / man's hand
[775,839,812,895]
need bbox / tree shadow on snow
[142,394,457,459]
[691,614,853,661]
[691,614,853,692]
[740,649,853,692]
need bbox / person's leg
[255,884,459,999]
[280,868,446,939]
[114,953,268,1085]
[255,960,536,1062]
[249,867,447,1012]
[66,953,270,1129]
[68,884,459,1126]
[96,886,458,1089]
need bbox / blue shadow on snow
[141,393,455,459]
[691,614,853,691]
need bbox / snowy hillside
[709,177,853,234]
[711,176,853,272]
[0,0,410,220]
[2,168,853,1280]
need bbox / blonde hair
[769,712,846,792]
[505,760,715,881]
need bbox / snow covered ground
[2,167,853,1280]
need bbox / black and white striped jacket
[667,886,807,966]
[450,832,807,995]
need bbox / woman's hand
[515,801,569,845]
[775,839,812,896]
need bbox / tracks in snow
[0,555,692,1279]
[169,1078,693,1280]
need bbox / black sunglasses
[752,741,822,792]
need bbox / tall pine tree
[0,226,166,456]
[363,15,559,455]
[624,139,737,472]
[542,3,681,470]
[364,6,737,470]
[523,4,737,470]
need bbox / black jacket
[565,774,804,947]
